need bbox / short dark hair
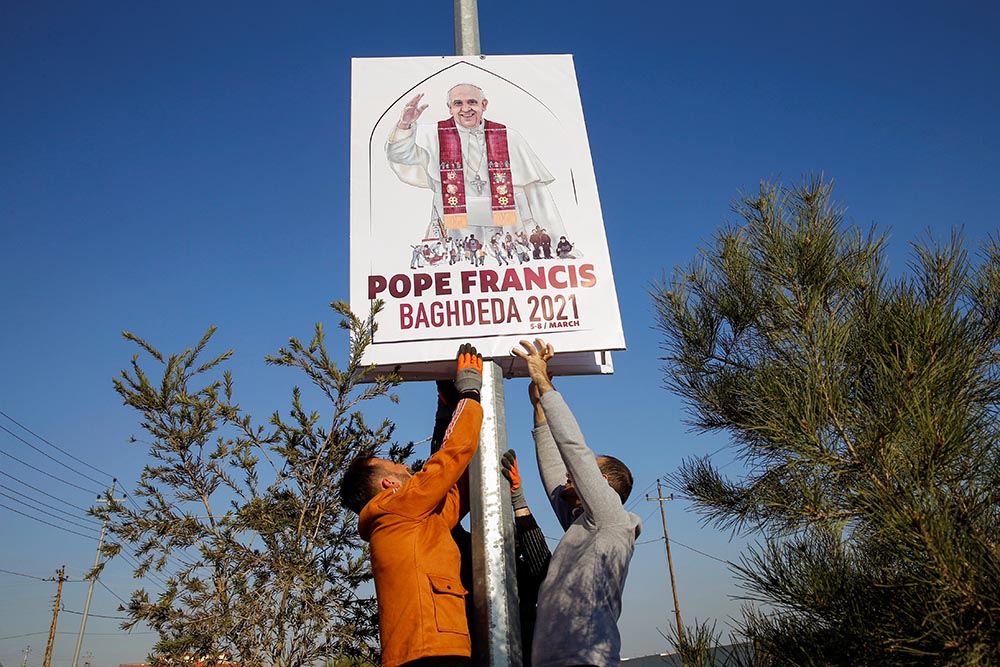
[340,456,380,514]
[598,456,633,504]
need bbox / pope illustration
[386,83,573,266]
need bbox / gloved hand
[455,343,483,402]
[500,449,528,511]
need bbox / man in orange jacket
[340,343,484,667]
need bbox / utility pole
[21,645,30,667]
[647,481,685,650]
[453,0,481,56]
[468,362,520,667]
[42,566,68,667]
[452,5,522,667]
[73,480,120,667]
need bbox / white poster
[350,55,624,375]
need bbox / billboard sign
[350,55,624,376]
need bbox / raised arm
[527,377,564,489]
[514,339,630,528]
[385,93,436,185]
[388,344,484,518]
[538,390,629,527]
[515,340,573,528]
[529,386,576,529]
[393,398,481,519]
[499,448,554,580]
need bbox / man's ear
[380,477,400,490]
[481,98,488,113]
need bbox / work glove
[500,449,528,511]
[455,343,483,402]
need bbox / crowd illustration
[340,339,640,667]
[410,228,577,270]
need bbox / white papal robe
[386,120,567,248]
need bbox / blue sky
[2,1,998,666]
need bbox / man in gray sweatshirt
[512,339,642,667]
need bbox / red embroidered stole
[438,118,517,230]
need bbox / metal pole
[453,0,481,55]
[469,361,521,667]
[648,481,685,651]
[73,480,117,667]
[453,3,520,664]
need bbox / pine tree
[97,301,410,667]
[652,177,1000,666]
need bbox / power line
[0,410,115,482]
[0,567,55,581]
[0,411,142,525]
[625,478,660,513]
[0,411,141,515]
[0,631,50,641]
[1,499,178,595]
[97,577,131,607]
[0,413,190,607]
[0,446,101,495]
[0,483,101,526]
[114,551,171,591]
[0,491,101,532]
[0,501,100,540]
[630,478,737,568]
[61,607,129,620]
[0,491,178,591]
[0,412,256,595]
[115,536,190,591]
[0,424,107,488]
[637,505,663,527]
[636,533,734,566]
[0,469,96,514]
[670,537,736,567]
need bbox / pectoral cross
[471,173,487,196]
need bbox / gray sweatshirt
[531,390,641,667]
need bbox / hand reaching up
[513,339,555,394]
[455,343,484,402]
[500,449,528,512]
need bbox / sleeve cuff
[389,125,416,142]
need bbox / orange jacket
[359,398,483,667]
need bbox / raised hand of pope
[398,93,429,129]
